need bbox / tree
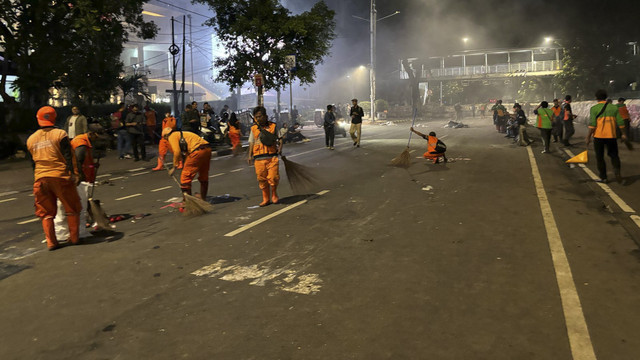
[194,0,336,104]
[117,74,151,104]
[0,0,158,107]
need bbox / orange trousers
[254,156,279,189]
[229,128,241,149]
[423,151,444,163]
[158,138,171,158]
[180,148,211,192]
[34,177,82,248]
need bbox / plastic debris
[422,186,434,191]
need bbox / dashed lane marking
[527,146,596,360]
[230,168,243,173]
[564,149,635,213]
[151,186,172,192]
[131,171,151,176]
[631,215,640,230]
[128,167,146,172]
[0,197,17,203]
[109,176,126,181]
[96,174,112,179]
[115,193,142,201]
[17,218,39,225]
[210,173,225,178]
[0,191,19,197]
[224,190,330,237]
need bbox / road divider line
[527,146,597,360]
[0,190,19,197]
[564,149,635,213]
[96,174,112,179]
[0,197,17,203]
[131,171,151,176]
[115,193,142,201]
[151,186,172,192]
[631,215,640,230]
[230,168,244,173]
[109,176,125,181]
[225,190,330,237]
[128,167,146,172]
[17,218,39,225]
[210,173,225,178]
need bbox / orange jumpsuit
[70,133,95,183]
[27,128,82,249]
[422,135,445,163]
[229,124,241,151]
[250,123,280,205]
[167,131,211,197]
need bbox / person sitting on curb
[410,127,448,164]
[282,123,310,144]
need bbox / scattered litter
[422,186,434,191]
[165,197,182,203]
[160,202,183,210]
[447,157,471,162]
[109,214,132,223]
[247,205,260,209]
[444,120,469,128]
[379,121,397,126]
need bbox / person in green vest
[533,101,555,154]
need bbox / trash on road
[422,186,434,191]
[444,120,469,128]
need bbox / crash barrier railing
[424,60,562,78]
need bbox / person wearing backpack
[247,106,282,207]
[551,99,563,143]
[534,101,555,153]
[163,127,211,200]
[410,127,447,164]
[585,90,626,183]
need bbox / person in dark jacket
[323,105,336,150]
[125,104,147,161]
[349,98,364,147]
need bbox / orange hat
[37,106,57,127]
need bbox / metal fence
[407,60,563,79]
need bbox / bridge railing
[413,60,562,79]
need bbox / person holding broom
[409,127,447,164]
[163,127,211,200]
[247,106,282,207]
[27,106,83,251]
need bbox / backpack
[496,108,505,117]
[435,139,447,153]
[179,131,189,156]
[258,125,278,146]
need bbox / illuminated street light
[544,37,553,44]
[462,37,469,44]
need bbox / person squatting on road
[54,124,103,241]
[247,106,282,207]
[585,89,626,184]
[27,106,82,251]
[410,127,448,164]
[513,103,532,146]
[324,104,336,150]
[153,112,181,171]
[534,101,554,154]
[163,128,211,200]
[349,98,364,147]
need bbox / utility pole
[188,15,195,103]
[169,17,179,117]
[370,0,376,123]
[181,15,186,111]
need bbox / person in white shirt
[64,106,87,139]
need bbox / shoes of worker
[595,178,608,184]
[124,154,133,159]
[330,147,335,150]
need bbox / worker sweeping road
[162,127,211,200]
[54,124,103,240]
[410,127,447,164]
[27,106,82,251]
[153,112,181,171]
[247,106,282,207]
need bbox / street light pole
[370,0,376,123]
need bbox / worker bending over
[162,127,211,200]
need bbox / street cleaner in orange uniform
[247,106,282,206]
[54,124,102,240]
[153,112,182,171]
[27,106,82,251]
[410,127,447,164]
[162,127,211,200]
[227,111,242,154]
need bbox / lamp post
[354,1,399,123]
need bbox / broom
[281,155,318,194]
[165,163,213,216]
[391,108,418,168]
[88,159,111,230]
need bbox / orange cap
[37,106,57,127]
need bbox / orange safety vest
[552,105,561,118]
[167,130,209,155]
[70,133,95,183]
[251,123,278,158]
[427,135,439,154]
[27,128,75,181]
[618,105,630,120]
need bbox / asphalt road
[1,116,640,359]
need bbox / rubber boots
[177,160,184,170]
[270,185,279,204]
[152,157,164,171]
[67,214,81,245]
[42,217,59,250]
[259,186,271,207]
[200,181,209,200]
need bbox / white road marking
[17,218,39,225]
[151,186,172,192]
[128,167,146,172]
[527,146,596,360]
[564,149,635,213]
[209,173,225,178]
[95,174,112,179]
[115,193,142,201]
[225,190,330,237]
[131,171,151,176]
[409,150,416,153]
[0,197,17,203]
[230,168,244,173]
[0,191,19,197]
[631,215,640,230]
[109,176,125,181]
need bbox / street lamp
[544,37,553,44]
[462,37,469,44]
[353,1,400,123]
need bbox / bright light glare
[142,10,165,17]
[544,37,553,43]
[462,37,469,43]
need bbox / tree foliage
[193,0,336,94]
[0,0,158,106]
[117,73,151,103]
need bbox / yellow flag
[566,150,588,164]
